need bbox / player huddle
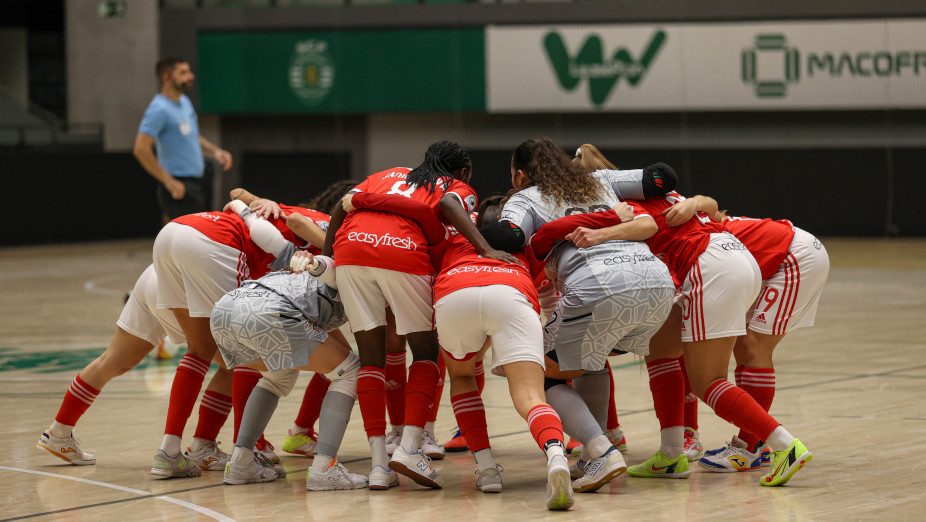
[36,138,828,511]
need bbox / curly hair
[573,143,618,174]
[510,137,604,206]
[406,140,472,194]
[301,180,357,216]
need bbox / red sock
[527,405,564,451]
[55,374,100,426]
[406,360,440,428]
[475,361,485,394]
[384,352,407,426]
[451,391,490,452]
[232,367,262,443]
[426,357,446,423]
[680,356,699,430]
[164,354,211,437]
[606,361,619,430]
[734,365,745,386]
[358,366,387,437]
[704,379,780,443]
[294,373,330,432]
[647,358,685,430]
[738,368,776,448]
[193,390,232,441]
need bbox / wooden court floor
[1,237,924,521]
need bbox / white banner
[486,20,926,112]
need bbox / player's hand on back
[566,227,607,249]
[341,193,356,213]
[614,202,634,223]
[250,199,284,219]
[663,198,697,227]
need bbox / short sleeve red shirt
[333,168,478,275]
[721,217,795,280]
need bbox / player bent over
[37,264,233,470]
[211,251,366,490]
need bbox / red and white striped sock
[193,390,232,442]
[384,351,407,427]
[451,391,489,452]
[164,354,210,437]
[426,358,445,424]
[358,366,387,438]
[527,404,564,451]
[475,361,485,394]
[294,373,330,433]
[647,358,685,430]
[406,360,440,428]
[704,379,780,445]
[232,366,262,443]
[738,368,776,449]
[52,374,100,434]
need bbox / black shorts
[156,177,209,220]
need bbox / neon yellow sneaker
[282,429,317,457]
[760,438,812,487]
[627,450,690,479]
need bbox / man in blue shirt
[134,58,233,223]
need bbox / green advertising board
[198,29,485,114]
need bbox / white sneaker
[385,427,403,456]
[224,454,278,485]
[698,436,762,473]
[572,448,627,493]
[306,461,369,491]
[546,452,574,511]
[255,438,280,464]
[255,452,286,478]
[569,458,588,480]
[368,465,400,490]
[185,440,229,471]
[389,446,444,489]
[151,449,202,479]
[475,465,503,493]
[37,430,95,466]
[683,427,704,461]
[421,430,445,460]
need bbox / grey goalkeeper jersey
[501,169,674,301]
[244,270,348,333]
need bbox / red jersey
[333,168,478,275]
[171,211,248,253]
[433,234,542,313]
[722,216,795,280]
[629,192,723,282]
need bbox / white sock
[400,425,423,453]
[290,424,309,436]
[585,434,612,459]
[545,442,566,462]
[579,444,591,462]
[764,425,794,452]
[231,446,253,466]
[659,426,685,458]
[49,421,72,439]
[369,436,389,468]
[473,448,496,473]
[160,434,182,457]
[311,453,335,472]
[424,421,435,434]
[189,437,210,453]
[608,426,624,441]
[391,424,405,435]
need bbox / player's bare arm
[663,195,719,227]
[133,132,185,200]
[286,213,326,249]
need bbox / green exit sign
[98,0,127,18]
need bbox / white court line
[0,466,236,522]
[84,273,130,298]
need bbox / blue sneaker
[698,436,762,472]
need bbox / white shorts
[117,264,186,346]
[435,285,544,368]
[680,233,762,342]
[153,222,249,317]
[336,265,434,335]
[747,227,829,335]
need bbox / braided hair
[405,140,472,194]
